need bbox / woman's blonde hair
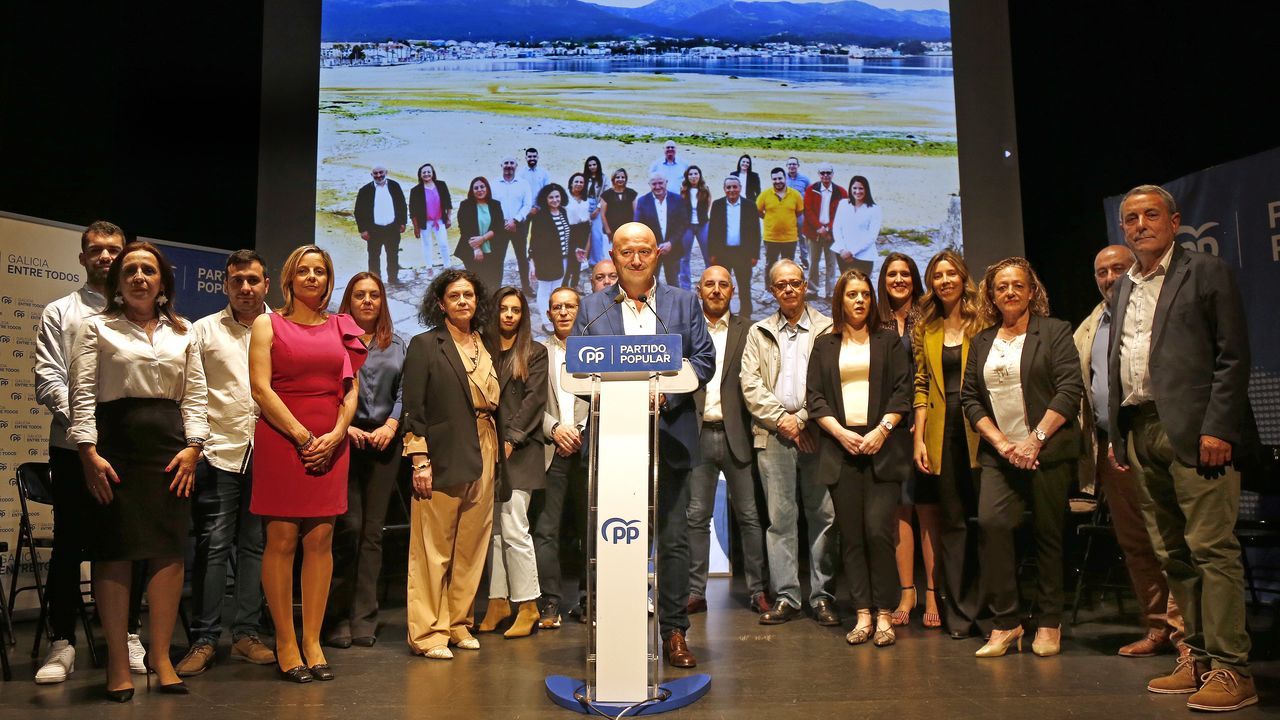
[917,249,983,337]
[279,245,335,315]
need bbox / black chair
[1070,488,1131,624]
[378,463,413,604]
[8,462,99,666]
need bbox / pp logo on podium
[577,345,606,364]
[601,517,641,545]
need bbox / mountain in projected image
[320,0,950,43]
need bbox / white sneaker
[127,633,147,674]
[35,640,75,684]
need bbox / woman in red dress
[249,245,366,683]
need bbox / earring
[156,293,169,306]
[113,293,124,304]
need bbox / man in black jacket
[353,165,407,284]
[1108,184,1258,712]
[706,177,762,318]
[686,266,768,616]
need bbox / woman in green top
[456,176,506,292]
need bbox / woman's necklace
[464,331,481,368]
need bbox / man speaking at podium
[573,222,716,669]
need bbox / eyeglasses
[550,303,578,312]
[772,280,804,291]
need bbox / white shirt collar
[1129,243,1175,282]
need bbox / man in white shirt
[648,140,688,190]
[533,287,589,628]
[33,221,145,683]
[520,147,551,199]
[492,156,535,297]
[175,250,276,676]
[353,165,407,285]
[740,259,838,626]
[686,266,768,615]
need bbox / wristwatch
[879,420,894,433]
[1032,427,1047,443]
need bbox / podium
[544,334,711,716]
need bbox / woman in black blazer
[528,183,572,325]
[455,176,506,291]
[475,286,548,639]
[807,268,912,648]
[730,153,761,202]
[408,163,454,272]
[400,268,504,660]
[961,257,1082,659]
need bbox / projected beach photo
[315,0,958,335]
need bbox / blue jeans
[588,201,609,266]
[687,426,766,598]
[756,433,836,608]
[677,223,708,290]
[189,460,265,644]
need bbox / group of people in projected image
[29,179,1260,713]
[350,140,885,325]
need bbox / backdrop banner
[0,212,229,612]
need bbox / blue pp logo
[601,517,641,545]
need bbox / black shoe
[326,635,352,649]
[351,636,377,647]
[538,598,562,629]
[158,680,190,695]
[104,687,135,703]
[278,665,315,683]
[812,599,841,626]
[567,596,588,624]
[759,599,802,625]
[949,629,971,640]
[309,663,335,681]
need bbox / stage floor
[3,579,1274,718]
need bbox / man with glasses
[534,287,590,627]
[802,163,846,300]
[740,259,838,627]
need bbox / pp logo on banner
[578,345,605,364]
[601,517,641,545]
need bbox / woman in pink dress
[249,245,366,683]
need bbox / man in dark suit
[572,222,715,668]
[353,165,407,284]
[634,173,687,289]
[706,176,761,318]
[1108,184,1257,711]
[686,266,767,616]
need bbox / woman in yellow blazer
[911,249,985,640]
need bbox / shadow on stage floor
[2,578,1276,719]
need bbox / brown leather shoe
[1147,654,1202,694]
[176,643,215,677]
[685,596,708,615]
[759,599,802,625]
[1118,629,1171,658]
[812,599,840,626]
[663,631,697,668]
[1187,668,1258,712]
[231,636,277,665]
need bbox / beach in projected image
[315,0,959,336]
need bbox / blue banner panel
[565,334,683,374]
[152,240,233,321]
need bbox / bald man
[590,259,618,293]
[1075,244,1185,660]
[573,222,715,668]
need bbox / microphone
[579,292,625,334]
[636,294,670,334]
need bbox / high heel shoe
[975,626,1024,658]
[922,587,942,629]
[477,598,512,633]
[145,657,190,694]
[504,600,541,639]
[104,687,135,703]
[1032,626,1062,657]
[890,586,915,627]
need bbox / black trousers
[725,259,754,317]
[653,465,692,636]
[366,224,401,282]
[828,451,900,611]
[934,405,985,635]
[765,241,797,270]
[512,222,532,292]
[533,452,587,604]
[977,455,1073,630]
[47,447,141,643]
[328,436,404,638]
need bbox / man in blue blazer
[634,173,688,289]
[572,222,715,669]
[1108,184,1258,711]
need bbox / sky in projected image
[315,0,959,336]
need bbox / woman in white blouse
[564,173,593,292]
[806,269,912,648]
[960,257,1082,659]
[69,241,208,701]
[830,175,883,274]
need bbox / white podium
[544,334,711,716]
